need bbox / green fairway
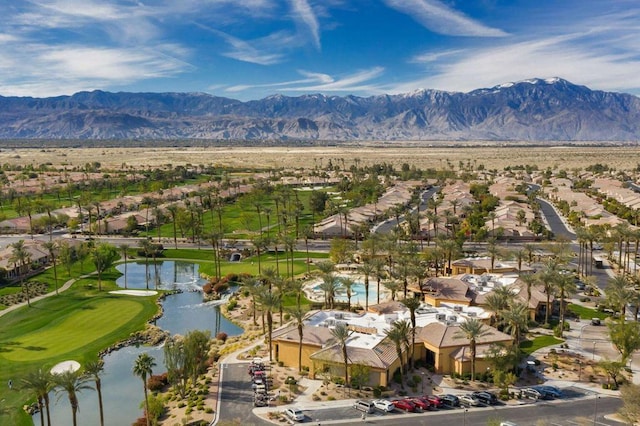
[1,299,143,362]
[0,274,159,426]
[519,335,564,355]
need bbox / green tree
[119,244,130,289]
[53,370,93,426]
[84,360,105,426]
[43,241,59,295]
[330,323,352,389]
[164,336,189,398]
[609,321,640,362]
[21,368,53,426]
[597,359,626,388]
[10,240,32,306]
[454,318,493,381]
[350,364,371,390]
[91,243,119,291]
[401,296,421,371]
[385,320,411,388]
[286,305,309,373]
[133,353,156,426]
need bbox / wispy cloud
[289,0,321,49]
[410,49,464,63]
[389,25,640,94]
[0,44,191,96]
[224,67,385,96]
[224,69,334,92]
[383,0,507,37]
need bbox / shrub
[202,283,213,294]
[372,387,382,398]
[147,373,168,391]
[216,332,228,342]
[327,396,336,401]
[312,394,321,401]
[227,299,237,311]
[213,282,229,294]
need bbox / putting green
[0,299,143,362]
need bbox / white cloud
[276,67,385,92]
[224,69,335,92]
[383,0,507,37]
[389,29,640,94]
[289,0,321,49]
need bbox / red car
[408,397,430,411]
[392,399,416,412]
[425,395,444,408]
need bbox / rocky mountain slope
[1,78,639,141]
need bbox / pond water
[38,261,242,426]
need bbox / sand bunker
[109,290,158,296]
[50,360,81,375]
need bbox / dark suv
[472,391,498,405]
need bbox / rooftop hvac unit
[334,312,344,320]
[447,315,457,322]
[326,319,335,326]
[336,321,347,327]
[467,312,477,317]
[453,306,463,312]
[436,313,447,321]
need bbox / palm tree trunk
[143,382,150,426]
[97,383,104,426]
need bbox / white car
[284,408,305,422]
[458,394,481,407]
[372,399,395,412]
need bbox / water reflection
[40,261,242,426]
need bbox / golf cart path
[0,272,93,318]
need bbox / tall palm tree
[340,276,356,311]
[554,273,576,337]
[21,369,53,426]
[133,353,156,426]
[286,305,309,373]
[40,241,59,296]
[401,297,421,371]
[119,244,130,289]
[501,302,529,342]
[358,262,374,311]
[256,290,281,362]
[605,274,634,323]
[241,275,261,326]
[84,360,105,426]
[10,240,32,306]
[484,285,516,326]
[165,204,180,249]
[330,323,352,388]
[54,370,92,426]
[319,273,339,309]
[518,273,538,308]
[454,318,492,381]
[385,320,411,388]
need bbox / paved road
[374,186,440,234]
[219,362,271,425]
[536,198,576,240]
[252,394,621,426]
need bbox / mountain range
[1,78,640,141]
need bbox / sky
[2,0,640,100]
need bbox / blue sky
[2,0,640,100]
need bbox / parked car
[472,391,498,405]
[458,394,481,407]
[425,394,444,408]
[533,385,562,398]
[440,394,460,407]
[522,387,550,400]
[372,399,395,413]
[407,397,430,411]
[284,408,305,422]
[392,399,417,412]
[353,400,375,414]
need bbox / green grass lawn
[0,272,159,426]
[519,335,564,356]
[567,303,610,320]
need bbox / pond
[39,261,243,426]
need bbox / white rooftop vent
[334,312,344,320]
[453,306,463,312]
[448,315,458,322]
[467,312,477,317]
[436,313,447,321]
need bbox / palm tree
[501,302,529,342]
[286,305,309,373]
[256,290,281,362]
[165,204,180,249]
[319,273,339,309]
[330,323,352,388]
[119,244,130,289]
[385,320,411,388]
[484,285,516,326]
[10,240,32,306]
[54,370,92,426]
[340,276,356,311]
[21,369,53,426]
[383,279,402,301]
[84,360,105,426]
[554,273,576,337]
[401,297,421,371]
[42,241,59,295]
[454,318,492,381]
[241,275,261,326]
[518,273,538,308]
[605,274,634,323]
[358,262,374,311]
[133,353,156,426]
